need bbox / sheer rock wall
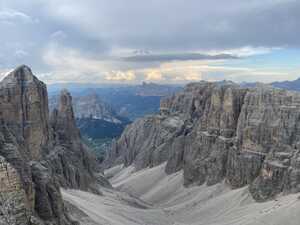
[106,82,300,201]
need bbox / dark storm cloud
[38,0,300,51]
[4,1,300,50]
[2,0,300,56]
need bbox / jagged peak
[54,88,81,141]
[59,88,73,106]
[14,64,32,73]
[58,88,76,121]
[253,82,273,89]
[0,65,42,88]
[60,88,71,96]
[7,64,33,79]
[184,80,239,92]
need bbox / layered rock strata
[106,82,300,201]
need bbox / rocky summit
[49,92,125,124]
[0,65,109,225]
[106,81,300,201]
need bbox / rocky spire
[0,65,35,87]
[0,64,50,160]
[48,88,112,191]
[0,65,75,224]
[51,89,80,144]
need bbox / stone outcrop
[0,65,110,225]
[52,89,81,142]
[73,93,122,123]
[104,115,185,170]
[0,156,29,225]
[0,66,50,161]
[49,92,124,124]
[47,89,110,192]
[106,82,300,201]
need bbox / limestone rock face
[31,162,73,224]
[72,93,121,123]
[51,89,80,144]
[48,89,110,191]
[0,156,29,225]
[0,66,72,225]
[105,114,185,170]
[106,82,300,201]
[0,65,109,225]
[237,87,300,152]
[0,65,50,160]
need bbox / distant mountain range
[49,92,131,159]
[47,82,182,97]
[49,93,128,123]
[48,82,181,159]
[48,82,182,120]
[240,77,300,91]
[271,78,300,91]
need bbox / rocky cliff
[106,82,300,201]
[0,65,109,225]
[48,89,110,191]
[49,93,125,124]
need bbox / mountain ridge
[105,81,300,201]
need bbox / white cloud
[50,30,67,41]
[41,43,110,83]
[40,44,300,84]
[14,49,29,59]
[145,70,163,81]
[183,72,202,81]
[0,9,37,24]
[134,60,298,84]
[105,70,136,81]
[43,43,107,73]
[1,0,300,85]
[205,46,280,57]
[42,43,138,83]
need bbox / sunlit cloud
[105,70,136,81]
[205,46,281,57]
[145,69,164,81]
[39,44,300,84]
[43,44,105,73]
[1,0,300,84]
[183,72,202,81]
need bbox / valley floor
[62,164,300,225]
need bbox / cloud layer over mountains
[1,0,300,83]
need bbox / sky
[0,0,300,84]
